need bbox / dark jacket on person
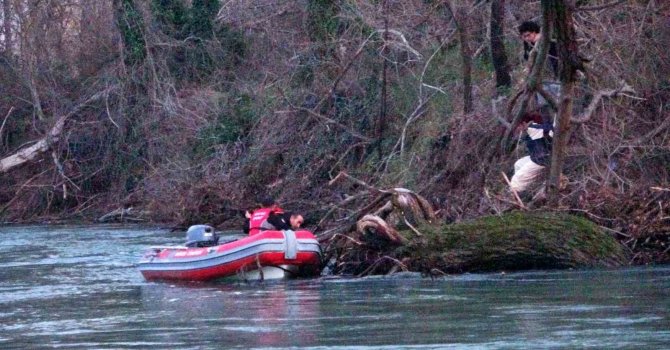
[524,40,559,79]
[523,122,553,166]
[260,211,294,231]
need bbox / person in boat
[260,211,304,231]
[509,109,554,194]
[244,196,284,235]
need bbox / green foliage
[150,0,246,83]
[290,54,317,88]
[151,0,188,38]
[191,93,256,158]
[151,0,221,40]
[116,0,146,66]
[187,0,220,39]
[306,0,340,43]
[214,25,247,69]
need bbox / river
[0,224,668,349]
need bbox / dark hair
[258,195,276,207]
[521,112,543,124]
[518,21,540,35]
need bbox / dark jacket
[524,40,559,79]
[261,211,294,231]
[524,122,553,166]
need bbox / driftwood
[97,207,149,223]
[357,214,406,246]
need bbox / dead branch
[29,75,45,121]
[328,141,370,177]
[373,200,394,218]
[403,217,423,237]
[483,187,503,215]
[357,214,407,245]
[316,190,370,230]
[357,255,408,277]
[632,112,670,146]
[0,107,14,144]
[97,207,149,223]
[575,0,626,12]
[285,104,371,142]
[501,172,527,210]
[571,82,637,124]
[375,29,423,60]
[332,233,364,246]
[0,86,117,174]
[0,170,49,215]
[328,171,389,194]
[0,116,67,173]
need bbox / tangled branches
[318,172,435,276]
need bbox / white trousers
[510,156,545,193]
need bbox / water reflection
[1,225,669,349]
[140,281,320,347]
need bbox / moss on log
[393,211,628,274]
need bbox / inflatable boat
[138,225,322,281]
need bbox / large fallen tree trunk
[329,211,628,276]
[401,212,628,274]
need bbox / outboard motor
[185,225,219,248]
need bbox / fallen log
[331,211,628,276]
[400,211,628,274]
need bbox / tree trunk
[490,0,511,91]
[78,0,98,76]
[2,0,11,52]
[403,212,628,273]
[445,1,473,114]
[377,2,389,159]
[544,0,581,206]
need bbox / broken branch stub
[356,214,407,247]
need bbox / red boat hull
[138,230,322,281]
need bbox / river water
[0,225,668,349]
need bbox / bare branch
[0,86,118,173]
[329,171,388,194]
[286,104,372,142]
[0,107,14,145]
[571,82,637,124]
[576,0,626,12]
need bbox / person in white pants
[510,111,553,193]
